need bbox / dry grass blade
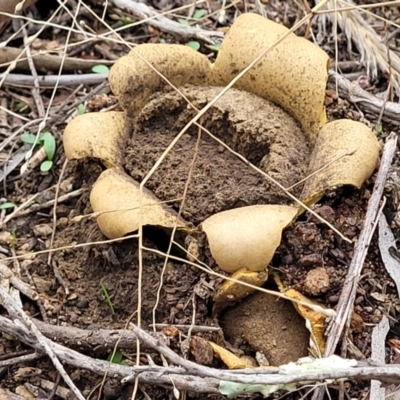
[316,0,400,93]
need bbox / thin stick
[324,133,397,355]
[0,287,85,400]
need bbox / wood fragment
[370,316,390,400]
[312,132,398,400]
[378,214,400,296]
[110,0,223,44]
[324,132,397,356]
[0,73,108,88]
[0,46,115,72]
[328,71,400,124]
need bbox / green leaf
[375,123,382,135]
[100,282,115,314]
[77,103,85,115]
[187,41,200,51]
[91,64,110,74]
[121,16,135,25]
[40,132,56,160]
[107,349,123,364]
[20,133,37,144]
[0,202,16,210]
[16,102,26,110]
[178,18,190,26]
[193,9,206,19]
[40,160,53,172]
[208,44,221,52]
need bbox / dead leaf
[214,268,268,311]
[284,288,327,356]
[209,342,256,369]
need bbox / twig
[311,133,398,400]
[0,46,115,71]
[0,287,85,400]
[0,351,43,367]
[47,159,68,272]
[328,71,400,124]
[324,132,397,355]
[4,316,400,391]
[110,0,223,44]
[20,22,45,117]
[0,73,108,88]
[3,188,85,224]
[0,262,38,301]
[149,323,221,333]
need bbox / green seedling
[0,202,16,210]
[193,9,206,19]
[178,18,190,26]
[206,44,221,52]
[11,231,17,247]
[21,131,56,172]
[100,282,115,314]
[92,64,109,74]
[77,103,85,115]
[107,349,123,364]
[16,101,27,111]
[121,15,135,25]
[375,123,383,136]
[186,41,200,51]
[179,9,206,26]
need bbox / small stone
[33,224,53,237]
[298,253,321,268]
[304,267,330,296]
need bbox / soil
[125,85,310,224]
[1,1,400,400]
[221,290,310,366]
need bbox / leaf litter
[0,1,400,399]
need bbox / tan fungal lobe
[201,205,298,272]
[90,169,186,239]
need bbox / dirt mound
[124,85,310,224]
[221,291,310,366]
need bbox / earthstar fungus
[64,12,380,365]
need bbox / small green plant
[120,15,135,25]
[178,18,190,26]
[0,202,16,210]
[100,282,115,314]
[92,64,110,74]
[21,131,56,172]
[186,41,200,51]
[178,9,206,26]
[16,101,27,111]
[207,44,221,52]
[107,349,123,364]
[193,9,206,19]
[77,103,85,115]
[11,231,17,247]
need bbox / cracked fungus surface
[124,85,310,224]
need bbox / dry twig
[328,71,400,124]
[110,0,223,44]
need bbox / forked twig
[110,0,223,44]
[0,287,85,400]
